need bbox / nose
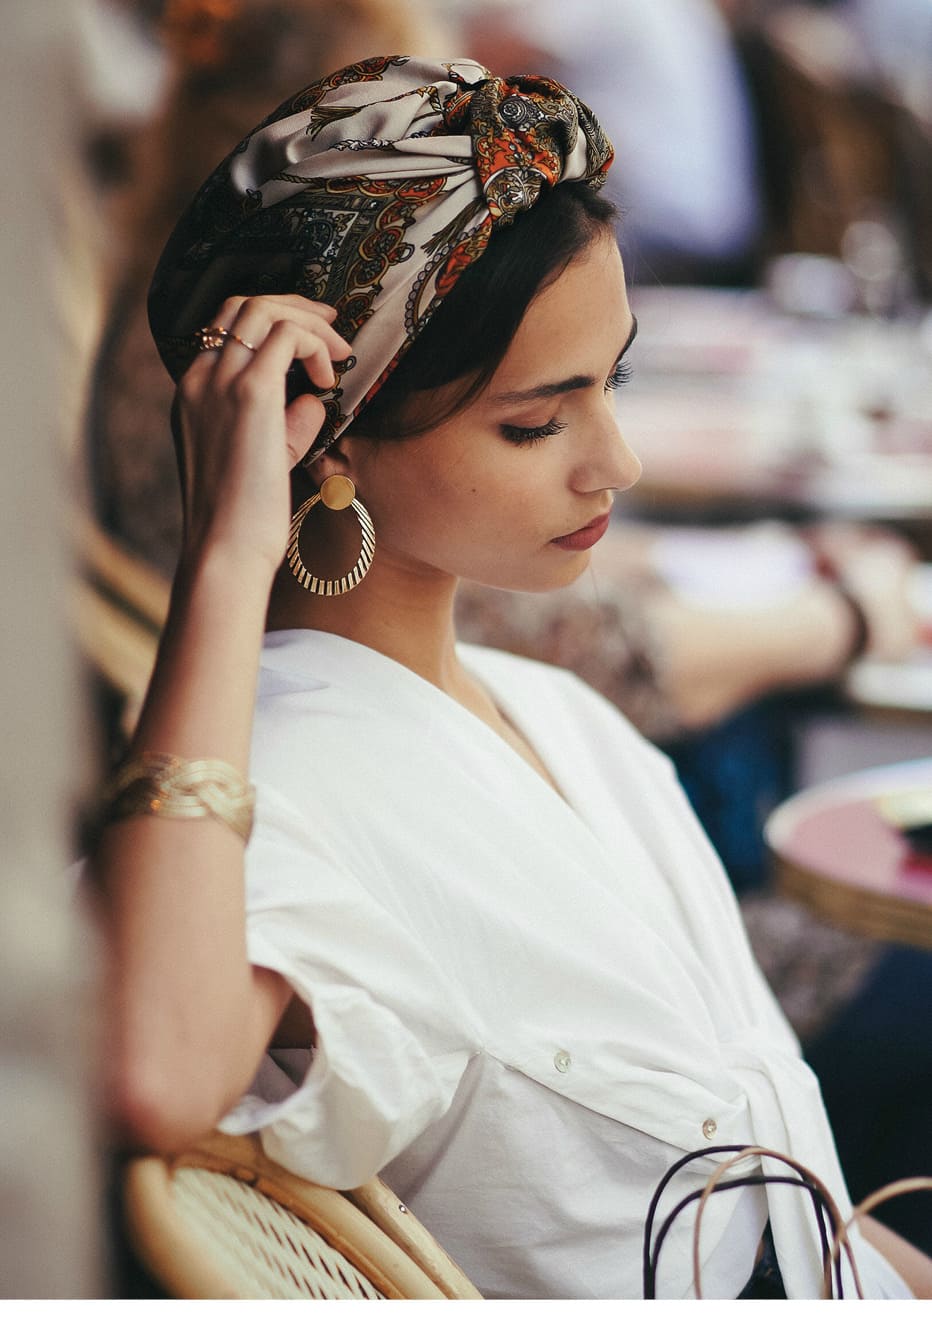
[573,403,642,494]
[613,430,642,492]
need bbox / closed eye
[605,359,633,392]
[500,419,567,446]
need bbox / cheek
[456,458,560,537]
[362,466,480,547]
[358,435,549,556]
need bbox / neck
[267,543,546,763]
[266,551,470,697]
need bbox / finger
[228,300,352,360]
[312,318,353,358]
[177,342,226,401]
[284,394,327,467]
[223,319,339,392]
[210,291,340,328]
[183,298,354,406]
[184,317,349,398]
[185,296,346,382]
[296,338,340,390]
[249,292,340,322]
[207,316,349,391]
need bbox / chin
[545,554,593,591]
[468,551,591,595]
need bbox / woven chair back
[124,1130,481,1300]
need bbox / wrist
[175,538,280,601]
[831,582,871,665]
[131,543,274,762]
[784,579,870,683]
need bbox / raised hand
[172,293,352,577]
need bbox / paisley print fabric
[147,55,614,462]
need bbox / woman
[96,56,928,1299]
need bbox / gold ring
[194,326,258,353]
[227,329,258,353]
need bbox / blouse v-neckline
[469,689,569,803]
[261,628,578,815]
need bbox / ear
[301,431,368,489]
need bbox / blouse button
[702,1117,718,1140]
[553,1049,572,1073]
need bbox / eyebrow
[491,315,638,406]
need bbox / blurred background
[3,0,931,1297]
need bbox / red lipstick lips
[550,512,611,552]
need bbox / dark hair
[350,181,617,441]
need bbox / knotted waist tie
[716,1035,856,1299]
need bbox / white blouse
[221,630,909,1300]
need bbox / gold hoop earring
[287,475,375,595]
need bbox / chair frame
[124,1129,481,1300]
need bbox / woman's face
[341,230,641,593]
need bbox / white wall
[0,1,104,1298]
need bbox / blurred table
[620,287,932,546]
[765,759,932,949]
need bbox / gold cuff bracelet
[101,752,256,843]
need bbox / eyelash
[500,360,634,445]
[500,419,567,446]
[605,359,633,391]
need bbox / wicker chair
[124,1129,482,1300]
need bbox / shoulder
[252,627,397,736]
[256,630,339,701]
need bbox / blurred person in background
[848,0,932,123]
[466,0,932,300]
[731,0,932,124]
[462,0,765,286]
[729,0,932,300]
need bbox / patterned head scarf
[148,55,614,462]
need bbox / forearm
[646,579,860,730]
[131,546,270,760]
[860,1214,932,1299]
[95,547,288,1148]
[94,295,350,1149]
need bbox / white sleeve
[219,781,476,1189]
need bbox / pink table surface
[765,759,932,945]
